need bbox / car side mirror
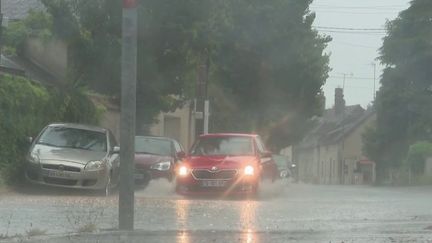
[27,137,33,144]
[112,146,120,154]
[176,151,186,159]
[261,151,272,158]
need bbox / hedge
[0,74,102,184]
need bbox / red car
[175,133,277,196]
[134,136,186,187]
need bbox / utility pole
[119,0,137,231]
[195,52,209,136]
[371,62,377,100]
[0,0,3,57]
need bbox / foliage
[364,0,432,176]
[35,0,329,146]
[405,141,432,175]
[2,10,52,55]
[0,75,101,184]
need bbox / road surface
[1,181,432,242]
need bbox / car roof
[47,123,107,133]
[135,135,177,142]
[199,133,258,138]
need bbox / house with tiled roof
[293,88,376,185]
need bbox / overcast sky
[311,0,411,108]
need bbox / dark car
[175,133,278,196]
[134,136,185,187]
[272,154,292,179]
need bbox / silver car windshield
[191,137,254,156]
[37,127,107,152]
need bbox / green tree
[35,0,329,144]
[364,0,432,179]
[209,0,330,149]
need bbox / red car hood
[185,155,258,169]
[134,153,173,166]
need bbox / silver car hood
[32,144,107,165]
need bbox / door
[255,136,277,180]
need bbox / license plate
[201,180,226,187]
[44,170,71,179]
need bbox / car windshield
[135,137,172,156]
[37,126,107,152]
[191,136,254,156]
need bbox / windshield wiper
[135,151,161,155]
[36,142,61,147]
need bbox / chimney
[334,87,345,115]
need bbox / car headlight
[27,153,40,164]
[150,161,171,171]
[85,161,105,171]
[244,165,254,176]
[177,166,189,177]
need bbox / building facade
[293,88,376,185]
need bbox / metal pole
[372,63,377,100]
[203,100,210,134]
[119,0,137,231]
[0,0,3,57]
[342,73,346,91]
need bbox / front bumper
[134,166,173,185]
[175,174,258,196]
[25,162,109,190]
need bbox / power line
[331,41,379,49]
[329,75,375,80]
[317,30,386,35]
[314,26,385,31]
[311,4,407,10]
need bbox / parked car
[272,154,292,180]
[175,133,278,196]
[134,136,185,187]
[25,123,120,195]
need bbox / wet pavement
[1,181,432,242]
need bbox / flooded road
[1,182,432,242]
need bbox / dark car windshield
[135,137,172,156]
[191,136,254,156]
[37,126,107,152]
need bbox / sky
[311,0,411,108]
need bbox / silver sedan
[25,123,120,195]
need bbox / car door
[255,136,277,180]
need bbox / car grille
[192,169,237,180]
[43,177,78,186]
[42,164,81,172]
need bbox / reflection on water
[176,231,190,243]
[174,198,259,243]
[175,199,190,230]
[240,200,258,243]
[175,199,190,243]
